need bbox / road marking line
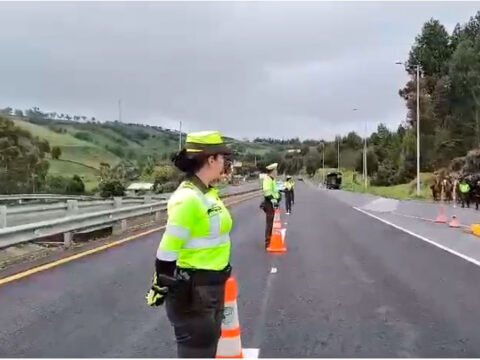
[353,207,480,268]
[243,348,260,358]
[251,260,277,357]
[270,267,277,273]
[0,193,261,287]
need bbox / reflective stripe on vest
[157,187,224,249]
[156,248,179,261]
[190,185,223,243]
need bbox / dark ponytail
[172,149,210,175]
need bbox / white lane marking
[353,207,480,268]
[270,267,277,273]
[243,348,260,358]
[251,263,277,357]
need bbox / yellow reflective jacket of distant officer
[283,176,295,214]
[145,130,234,358]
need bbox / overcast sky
[0,1,479,140]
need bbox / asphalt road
[1,183,480,357]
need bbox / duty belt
[177,264,232,286]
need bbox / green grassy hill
[13,118,122,168]
[9,115,272,192]
[48,159,100,192]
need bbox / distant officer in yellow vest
[284,175,294,214]
[262,163,280,248]
[145,131,234,358]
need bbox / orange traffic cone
[449,215,461,228]
[267,228,287,253]
[216,277,243,359]
[435,205,448,224]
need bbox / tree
[38,139,51,155]
[449,38,480,148]
[0,116,51,193]
[14,109,23,117]
[99,180,125,198]
[0,107,12,116]
[142,156,155,178]
[304,152,322,177]
[51,146,62,160]
[355,148,378,176]
[45,175,69,194]
[66,175,85,194]
[407,18,452,79]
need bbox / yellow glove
[146,283,168,306]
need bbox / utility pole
[416,64,421,196]
[118,99,122,122]
[322,141,325,186]
[178,121,183,150]
[354,108,367,188]
[337,137,340,171]
[364,122,368,189]
[396,61,421,196]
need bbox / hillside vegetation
[0,110,274,194]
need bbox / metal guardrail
[0,193,171,204]
[0,188,261,249]
[0,194,99,202]
[5,198,163,216]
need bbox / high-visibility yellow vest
[284,181,293,191]
[263,175,280,199]
[459,182,470,193]
[156,180,232,270]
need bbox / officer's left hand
[145,284,169,306]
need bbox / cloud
[0,1,478,140]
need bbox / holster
[171,265,232,308]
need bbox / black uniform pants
[165,281,226,358]
[284,190,292,213]
[460,192,470,208]
[264,200,275,247]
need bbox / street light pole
[179,121,183,151]
[322,141,325,186]
[337,137,340,171]
[396,61,421,196]
[354,108,367,189]
[416,64,421,197]
[364,120,368,189]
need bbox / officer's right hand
[145,284,169,306]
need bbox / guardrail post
[64,232,72,248]
[114,197,122,208]
[154,211,161,222]
[0,206,6,228]
[144,195,152,204]
[113,219,128,235]
[66,200,78,215]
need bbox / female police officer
[146,131,233,358]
